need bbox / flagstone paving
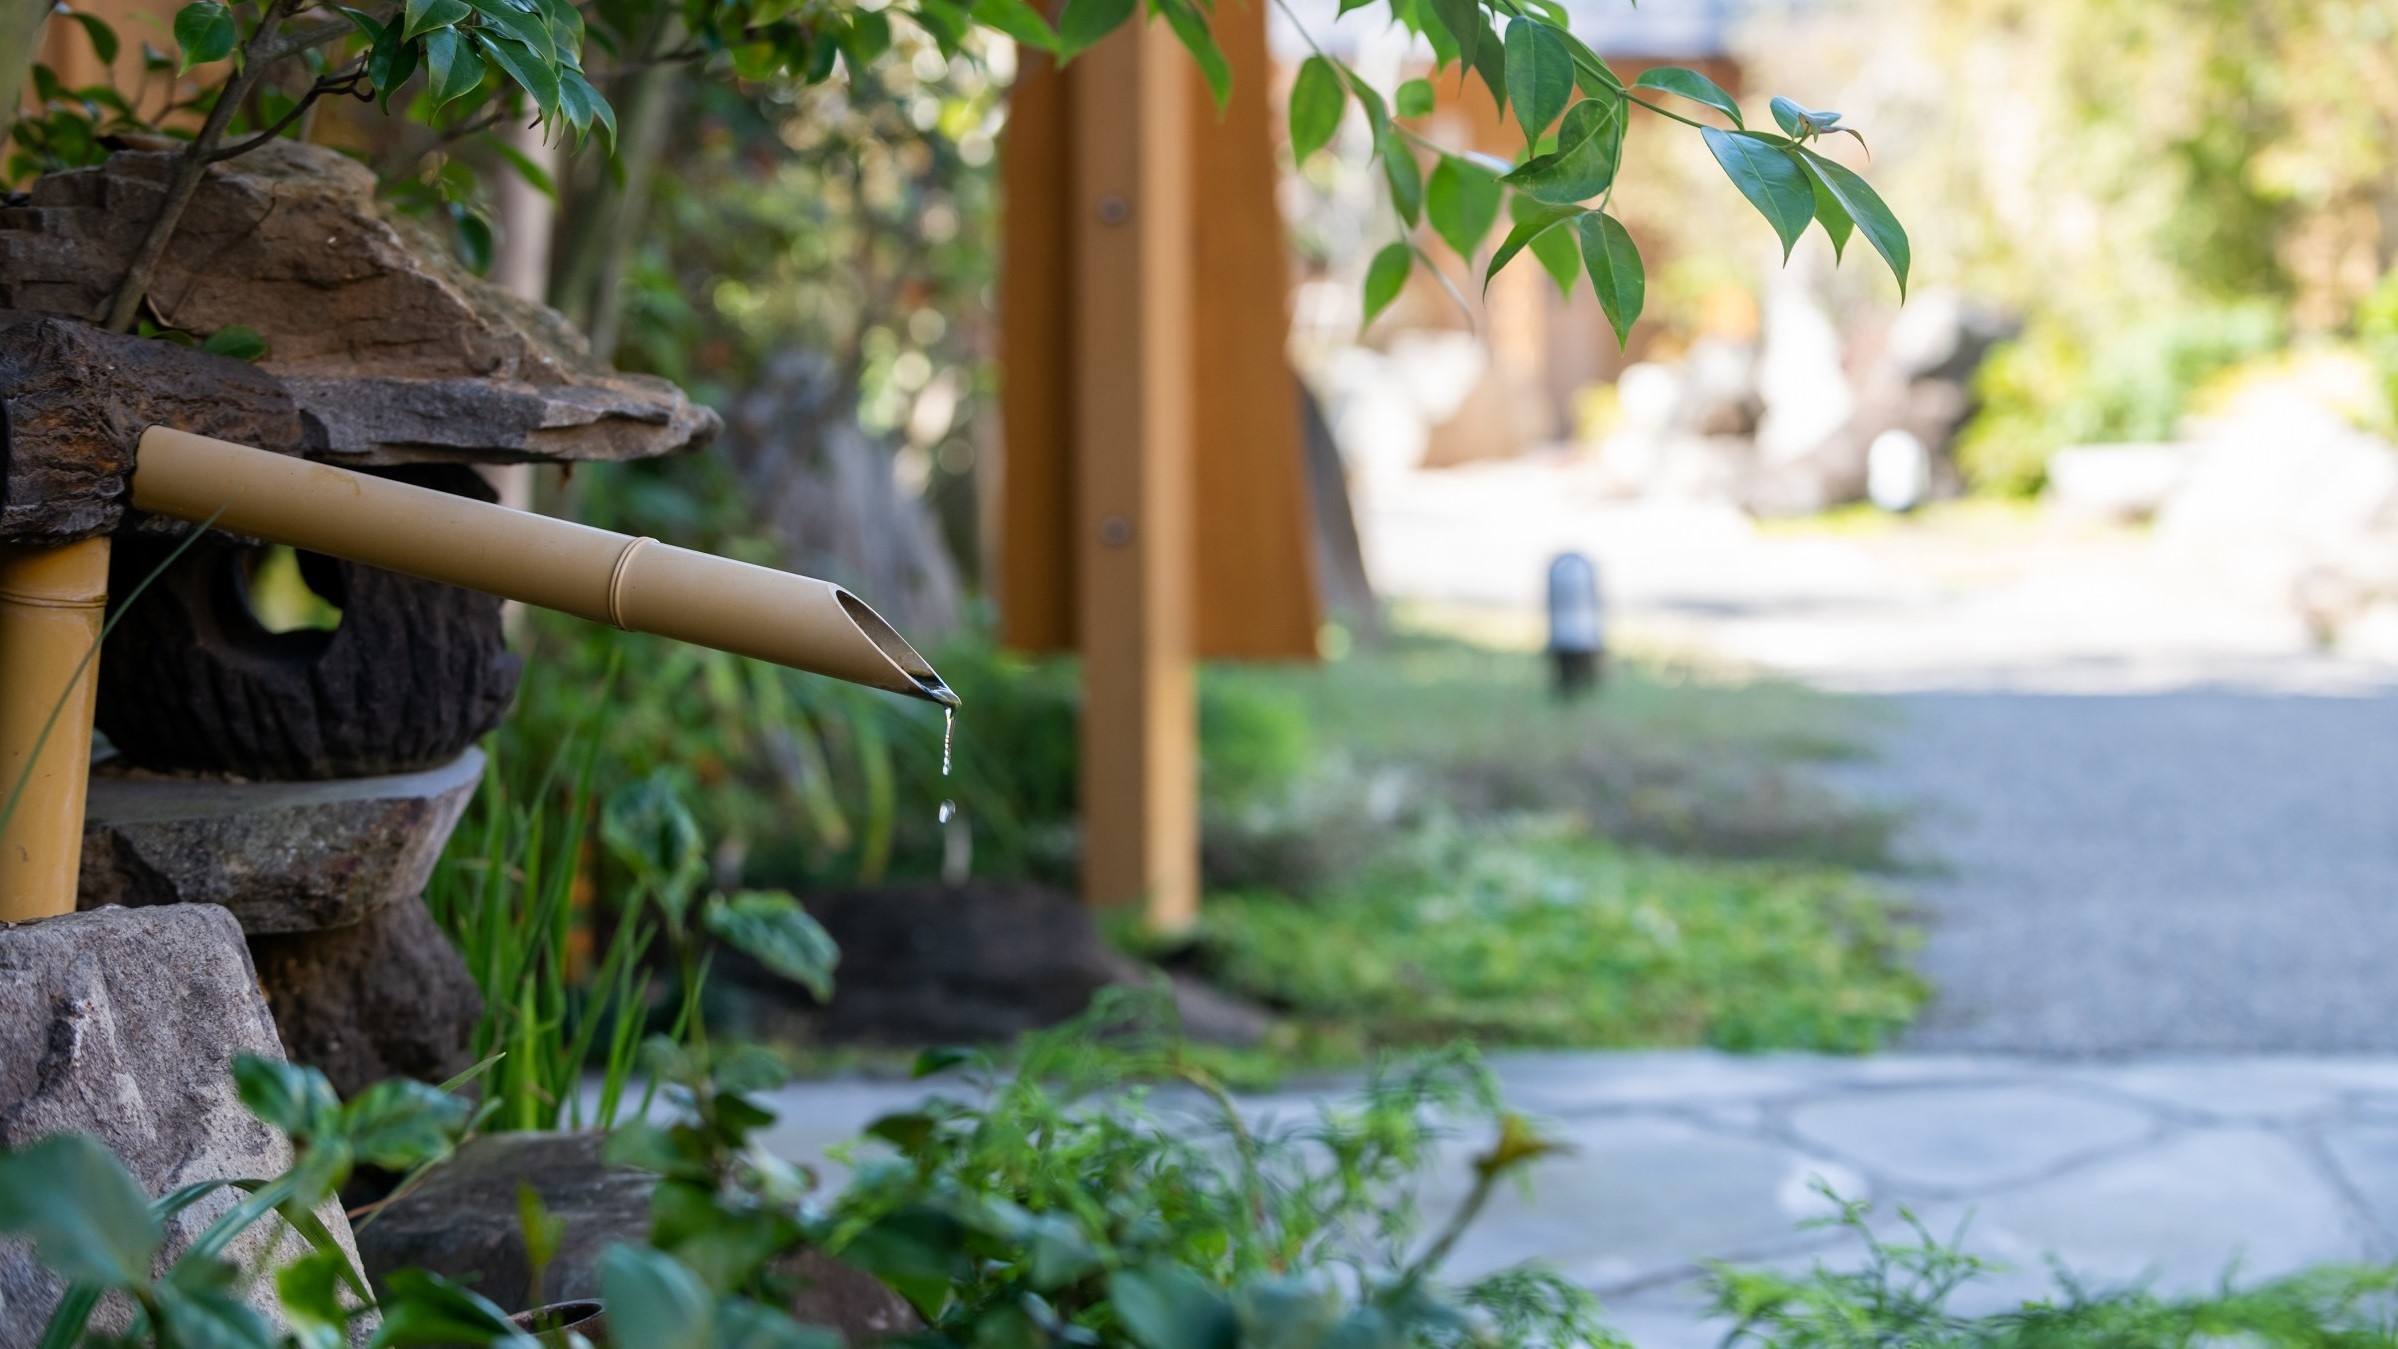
[756,1050,2398,1348]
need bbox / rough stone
[0,313,306,544]
[79,749,482,933]
[727,881,1267,1047]
[0,906,365,1345]
[357,1132,919,1337]
[247,897,481,1100]
[1786,1085,2155,1193]
[95,527,520,780]
[0,142,720,545]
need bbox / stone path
[756,1050,2398,1347]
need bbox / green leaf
[1701,127,1811,259]
[1483,198,1583,292]
[1526,221,1579,295]
[1577,211,1643,345]
[1422,0,1479,75]
[1500,95,1618,204]
[599,1247,715,1349]
[423,26,485,106]
[199,325,265,361]
[1633,66,1741,127]
[705,891,839,1001]
[1378,130,1422,226]
[68,11,119,65]
[473,32,553,114]
[1809,166,1853,259]
[1289,56,1345,161]
[601,774,707,927]
[0,1135,160,1288]
[453,207,494,274]
[1425,155,1500,260]
[1469,15,1506,118]
[1056,0,1133,56]
[556,65,608,139]
[716,1299,842,1349]
[1157,0,1228,111]
[402,0,470,40]
[276,1246,355,1337]
[968,0,1058,53]
[1110,1264,1238,1349]
[909,1046,985,1079]
[370,1267,529,1346]
[368,26,421,107]
[1395,77,1434,119]
[342,1078,470,1170]
[1798,148,1908,295]
[1502,18,1571,145]
[171,1,233,71]
[234,1055,340,1140]
[840,1207,973,1318]
[1362,242,1410,329]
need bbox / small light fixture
[1546,551,1605,698]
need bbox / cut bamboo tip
[130,428,957,707]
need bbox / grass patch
[1202,630,1900,884]
[1183,819,1922,1071]
[1167,629,1925,1075]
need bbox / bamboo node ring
[606,536,653,630]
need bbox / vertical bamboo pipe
[0,538,111,920]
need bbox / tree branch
[102,0,309,331]
[207,65,366,163]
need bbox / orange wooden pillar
[1000,0,1319,929]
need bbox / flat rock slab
[359,1131,917,1336]
[79,748,482,933]
[1785,1084,2156,1194]
[0,905,363,1345]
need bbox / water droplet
[938,799,957,824]
[941,707,953,778]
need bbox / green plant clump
[1712,1189,2398,1347]
[0,997,1631,1347]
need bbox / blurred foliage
[1956,303,2285,495]
[1748,0,2398,492]
[608,29,1000,431]
[2362,271,2398,429]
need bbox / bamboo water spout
[0,428,955,922]
[131,428,958,706]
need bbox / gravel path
[1859,691,2398,1053]
[1351,463,2398,1055]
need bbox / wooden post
[999,2,1316,927]
[1070,21,1198,928]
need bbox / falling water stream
[937,706,969,883]
[937,707,955,823]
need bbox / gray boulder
[0,906,365,1346]
[248,896,482,1101]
